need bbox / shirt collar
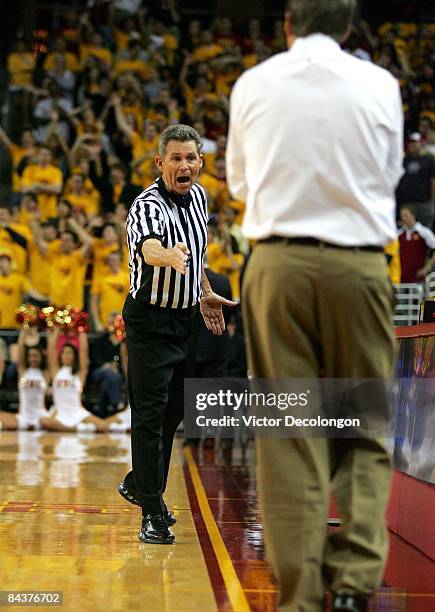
[399,222,419,239]
[289,34,341,58]
[157,177,192,208]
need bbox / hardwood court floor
[0,432,434,612]
[0,431,216,612]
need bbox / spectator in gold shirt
[207,222,244,300]
[114,36,150,81]
[6,39,36,128]
[43,37,79,73]
[87,222,123,290]
[0,249,47,329]
[90,251,130,331]
[199,158,229,211]
[0,206,32,276]
[0,126,37,198]
[64,173,100,219]
[7,39,36,89]
[112,95,158,186]
[21,145,63,220]
[191,31,224,63]
[129,123,159,187]
[79,32,113,69]
[179,54,219,118]
[32,220,91,309]
[17,193,40,226]
[29,220,59,297]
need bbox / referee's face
[156,140,203,195]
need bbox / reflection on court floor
[0,432,433,611]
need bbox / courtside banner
[183,378,434,439]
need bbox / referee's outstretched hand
[200,292,238,336]
[169,242,190,274]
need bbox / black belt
[258,236,383,253]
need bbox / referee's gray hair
[158,124,203,157]
[286,0,356,42]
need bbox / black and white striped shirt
[126,178,208,308]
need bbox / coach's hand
[169,242,190,274]
[200,292,238,335]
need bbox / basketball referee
[118,124,236,544]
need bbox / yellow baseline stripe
[184,447,251,612]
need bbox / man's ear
[199,154,203,169]
[341,24,352,44]
[284,11,296,48]
[284,11,293,38]
[155,155,163,171]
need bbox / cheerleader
[40,327,109,432]
[0,329,47,430]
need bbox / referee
[118,124,236,544]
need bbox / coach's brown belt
[258,236,383,253]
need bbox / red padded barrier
[388,472,435,561]
[395,323,435,338]
[329,324,435,561]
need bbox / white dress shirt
[227,34,404,246]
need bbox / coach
[227,0,404,610]
[119,124,236,544]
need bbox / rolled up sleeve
[126,198,165,254]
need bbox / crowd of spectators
[0,1,434,414]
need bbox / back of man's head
[286,0,356,42]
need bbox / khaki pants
[242,242,396,612]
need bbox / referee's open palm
[200,292,238,335]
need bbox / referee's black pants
[122,293,199,514]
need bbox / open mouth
[177,176,190,184]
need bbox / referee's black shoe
[139,513,175,545]
[118,481,177,525]
[332,593,369,612]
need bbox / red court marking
[187,448,277,611]
[182,458,232,611]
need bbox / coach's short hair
[158,124,203,157]
[286,0,356,41]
